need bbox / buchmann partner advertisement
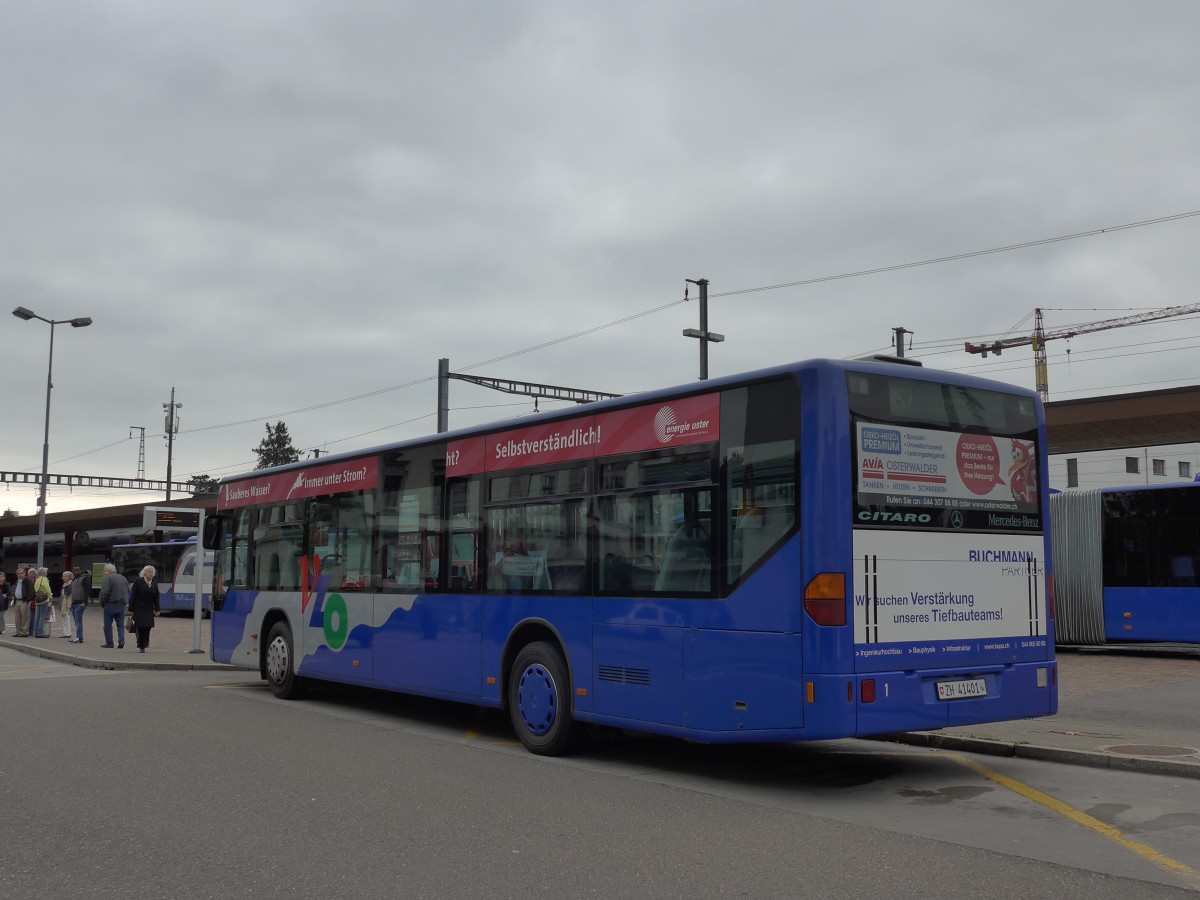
[852,422,1048,667]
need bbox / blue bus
[205,358,1057,754]
[111,539,213,614]
[1052,482,1200,644]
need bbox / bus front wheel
[508,641,586,756]
[264,621,307,700]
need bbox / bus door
[300,497,374,682]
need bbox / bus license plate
[936,678,987,700]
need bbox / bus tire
[264,620,306,700]
[508,641,586,756]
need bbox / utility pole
[892,326,913,359]
[683,278,724,380]
[163,388,181,501]
[437,357,451,433]
[129,426,146,480]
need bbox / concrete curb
[879,730,1200,780]
[0,637,230,672]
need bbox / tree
[188,474,219,497]
[253,421,301,470]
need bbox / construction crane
[964,304,1200,401]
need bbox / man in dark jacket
[12,564,34,637]
[98,563,131,648]
[69,566,91,643]
[0,570,10,635]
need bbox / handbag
[126,615,136,633]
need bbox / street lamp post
[12,306,93,569]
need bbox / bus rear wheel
[508,641,586,756]
[264,621,306,700]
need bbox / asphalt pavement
[2,605,1197,778]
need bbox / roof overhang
[1046,385,1200,454]
[0,497,214,542]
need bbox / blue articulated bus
[1052,482,1200,644]
[205,358,1057,754]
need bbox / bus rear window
[847,372,1037,433]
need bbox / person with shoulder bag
[128,566,161,653]
[69,567,91,644]
[31,567,53,638]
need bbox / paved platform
[885,646,1200,779]
[2,607,1197,777]
[0,603,224,670]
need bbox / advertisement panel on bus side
[852,530,1049,670]
[445,393,720,477]
[219,457,380,510]
[855,422,1038,513]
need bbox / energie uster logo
[654,406,678,443]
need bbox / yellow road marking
[461,708,490,743]
[951,752,1200,892]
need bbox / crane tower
[964,304,1200,401]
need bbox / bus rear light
[861,680,876,703]
[806,682,814,703]
[804,573,847,626]
[1047,574,1055,619]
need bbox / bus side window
[720,377,800,589]
[654,517,711,593]
[309,492,373,592]
[597,486,714,597]
[378,446,446,593]
[446,478,481,592]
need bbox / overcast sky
[3,1,1199,517]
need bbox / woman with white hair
[127,565,161,653]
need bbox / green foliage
[253,421,301,470]
[188,474,219,496]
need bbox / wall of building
[1048,442,1200,492]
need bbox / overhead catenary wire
[21,207,1200,507]
[176,208,1200,439]
[706,210,1200,299]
